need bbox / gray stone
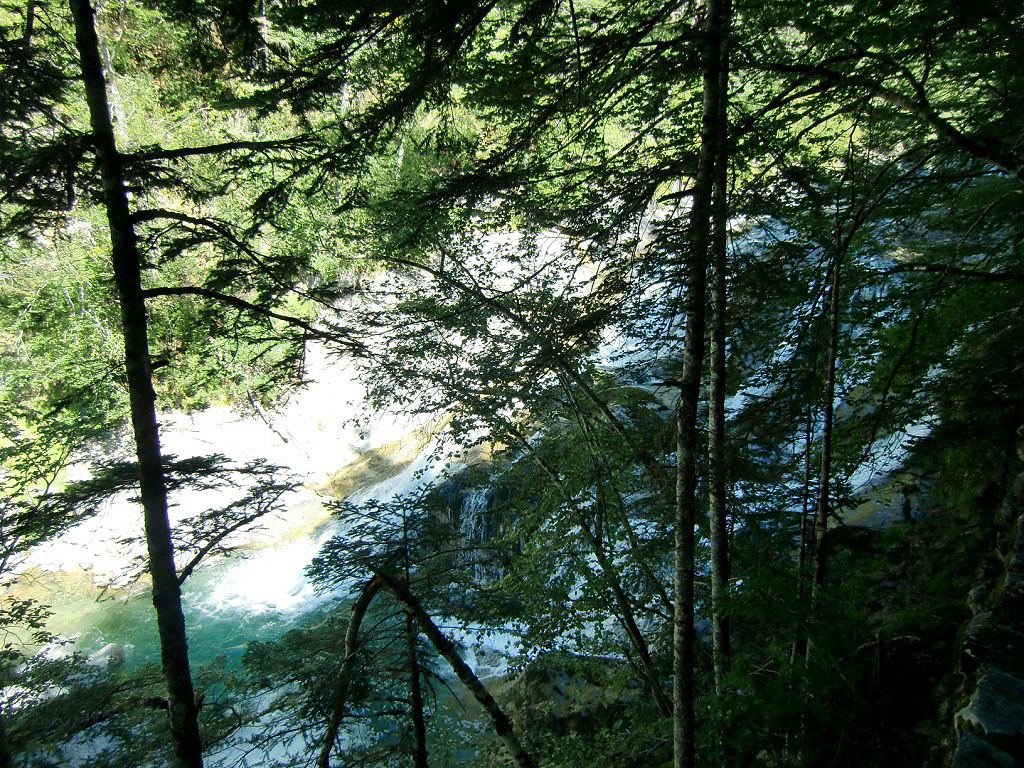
[954,733,1017,768]
[957,668,1024,757]
[86,642,125,667]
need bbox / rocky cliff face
[954,456,1024,767]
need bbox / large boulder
[954,733,1018,768]
[86,642,125,667]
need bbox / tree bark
[811,246,843,604]
[21,0,34,48]
[69,1,203,765]
[99,39,126,130]
[0,711,12,768]
[406,610,429,768]
[797,409,814,574]
[317,576,381,768]
[371,567,537,768]
[256,0,270,72]
[707,0,732,697]
[674,0,727,765]
[791,408,814,666]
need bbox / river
[20,343,449,668]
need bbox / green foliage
[1,0,1023,764]
[3,654,167,767]
[236,590,462,767]
[0,649,248,768]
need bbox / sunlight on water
[23,341,430,667]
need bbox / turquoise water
[37,547,507,767]
[45,553,334,669]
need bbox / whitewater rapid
[24,342,440,621]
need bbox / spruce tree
[68,0,203,763]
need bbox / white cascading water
[23,340,443,656]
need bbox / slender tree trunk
[256,0,270,72]
[317,576,381,768]
[587,516,673,716]
[406,611,429,768]
[797,408,814,573]
[568,466,671,715]
[811,246,843,605]
[0,711,12,768]
[674,0,727,765]
[69,2,202,765]
[99,40,126,130]
[21,0,34,47]
[673,314,699,768]
[372,567,537,768]
[573,403,674,614]
[791,408,814,667]
[395,135,406,180]
[707,0,732,697]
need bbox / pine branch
[125,137,309,163]
[753,58,1021,178]
[876,264,1024,283]
[139,286,364,352]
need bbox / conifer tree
[3,0,1023,764]
[673,0,729,763]
[707,0,732,698]
[68,0,203,763]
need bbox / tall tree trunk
[706,0,732,697]
[21,0,34,47]
[372,567,537,768]
[674,0,727,765]
[99,40,126,131]
[69,2,203,765]
[256,0,270,72]
[811,246,843,605]
[318,576,381,768]
[797,408,814,573]
[791,407,814,667]
[0,711,12,768]
[406,611,429,768]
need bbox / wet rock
[969,585,988,614]
[955,466,1024,766]
[500,652,637,730]
[964,611,995,672]
[87,642,125,667]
